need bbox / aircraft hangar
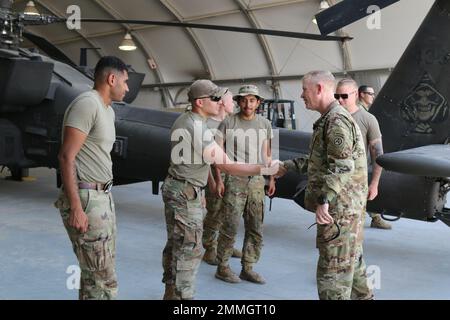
[1,0,450,301]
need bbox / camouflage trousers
[316,212,373,300]
[161,177,203,300]
[217,175,265,267]
[202,173,226,250]
[55,189,117,300]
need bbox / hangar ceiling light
[119,32,137,51]
[24,1,40,16]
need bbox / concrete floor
[1,167,450,300]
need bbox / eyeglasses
[334,90,356,100]
[363,91,375,96]
[196,95,221,102]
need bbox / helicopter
[1,0,450,228]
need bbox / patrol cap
[187,79,225,101]
[233,84,264,101]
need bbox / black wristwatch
[317,195,328,205]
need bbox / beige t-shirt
[168,111,215,187]
[351,107,381,152]
[62,90,115,183]
[207,117,222,131]
[357,100,369,111]
[217,113,273,165]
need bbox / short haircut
[94,56,128,81]
[302,70,336,90]
[337,78,358,90]
[358,85,373,95]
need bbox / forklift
[257,99,296,130]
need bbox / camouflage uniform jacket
[284,101,368,215]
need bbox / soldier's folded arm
[203,141,268,176]
[321,118,355,203]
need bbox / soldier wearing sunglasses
[336,79,391,230]
[357,85,376,111]
[161,80,278,300]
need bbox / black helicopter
[1,0,450,227]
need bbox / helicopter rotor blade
[22,31,77,67]
[74,18,352,42]
[315,0,400,35]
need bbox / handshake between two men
[269,159,335,227]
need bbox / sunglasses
[363,92,375,96]
[196,95,222,102]
[334,90,356,100]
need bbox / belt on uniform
[167,174,186,183]
[167,175,205,190]
[78,181,113,193]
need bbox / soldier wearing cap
[161,80,277,300]
[276,71,373,300]
[214,84,275,285]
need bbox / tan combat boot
[163,284,180,300]
[240,265,266,284]
[370,215,392,230]
[232,248,242,258]
[203,247,219,265]
[215,265,241,283]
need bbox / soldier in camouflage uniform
[203,90,242,265]
[162,80,276,300]
[55,56,129,299]
[214,85,276,285]
[277,71,373,300]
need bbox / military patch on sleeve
[327,130,351,159]
[333,137,343,146]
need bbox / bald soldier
[336,79,391,230]
[161,80,277,300]
[276,71,373,300]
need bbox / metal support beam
[92,0,171,108]
[234,0,281,99]
[160,0,214,79]
[141,67,392,89]
[327,0,352,72]
[21,0,316,47]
